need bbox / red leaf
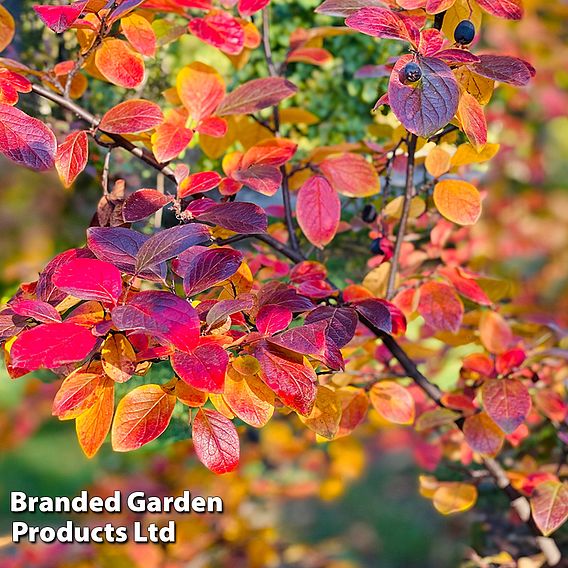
[33,1,87,33]
[99,99,163,134]
[112,384,176,451]
[182,247,243,296]
[53,258,123,305]
[11,299,61,323]
[217,77,298,116]
[0,104,57,171]
[346,7,420,46]
[287,47,333,66]
[11,323,97,371]
[481,378,531,434]
[188,10,245,56]
[192,407,240,474]
[418,281,463,333]
[123,189,172,223]
[152,109,193,163]
[87,227,166,282]
[256,304,293,336]
[171,343,229,393]
[55,130,88,188]
[255,343,317,416]
[388,54,459,138]
[241,138,297,169]
[135,224,211,274]
[296,175,340,248]
[178,171,222,198]
[195,116,227,137]
[95,38,145,89]
[111,290,200,353]
[475,0,523,20]
[237,0,270,17]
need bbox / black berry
[370,238,383,255]
[361,204,377,223]
[401,62,422,84]
[454,20,475,45]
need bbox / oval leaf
[481,378,531,434]
[99,99,164,134]
[370,380,415,424]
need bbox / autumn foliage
[0,0,566,565]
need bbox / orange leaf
[176,62,225,122]
[111,384,176,451]
[192,407,240,474]
[433,179,482,225]
[319,153,380,197]
[296,175,340,248]
[479,311,512,354]
[224,366,274,428]
[433,482,477,515]
[101,333,137,384]
[463,412,504,456]
[457,91,487,151]
[121,13,156,57]
[99,99,163,134]
[335,387,368,438]
[299,385,342,439]
[241,138,297,169]
[75,376,115,458]
[418,281,464,333]
[370,380,415,425]
[52,362,105,420]
[94,38,145,89]
[0,5,15,52]
[425,145,451,178]
[531,481,568,537]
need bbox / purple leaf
[87,227,166,282]
[472,55,533,86]
[183,248,244,296]
[135,224,211,274]
[196,202,268,234]
[305,306,358,348]
[346,7,420,46]
[111,290,200,353]
[123,189,172,223]
[388,55,459,138]
[354,298,393,334]
[257,282,314,313]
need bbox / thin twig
[30,84,177,184]
[386,133,417,300]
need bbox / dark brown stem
[386,133,417,299]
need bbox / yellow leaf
[454,66,494,106]
[433,482,477,515]
[451,142,500,167]
[278,107,319,125]
[362,263,393,297]
[383,196,426,220]
[299,385,342,439]
[433,179,482,225]
[443,0,482,49]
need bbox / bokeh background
[0,0,567,566]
